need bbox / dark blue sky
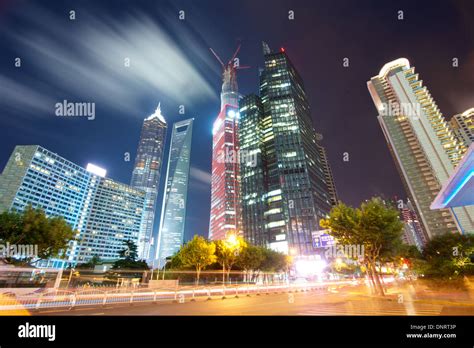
[0,0,473,242]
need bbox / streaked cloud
[1,5,217,118]
[190,166,212,185]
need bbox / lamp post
[222,232,240,285]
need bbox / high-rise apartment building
[131,104,167,261]
[367,58,474,238]
[239,43,335,256]
[156,119,193,265]
[0,145,145,267]
[450,108,474,147]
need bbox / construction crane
[210,43,249,109]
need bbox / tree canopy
[0,205,76,262]
[320,197,404,295]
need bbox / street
[34,284,474,316]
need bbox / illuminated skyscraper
[131,104,167,261]
[239,43,334,256]
[156,118,193,265]
[209,104,242,240]
[368,58,474,238]
[209,45,245,241]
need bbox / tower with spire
[131,103,167,261]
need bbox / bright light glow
[227,109,236,118]
[379,58,410,77]
[461,108,474,117]
[145,102,166,123]
[86,163,107,177]
[295,259,327,276]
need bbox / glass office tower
[131,104,167,261]
[156,119,193,265]
[368,58,474,238]
[0,145,145,267]
[239,43,335,256]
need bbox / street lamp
[222,232,241,285]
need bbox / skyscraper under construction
[239,42,336,256]
[208,45,246,241]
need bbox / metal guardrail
[0,280,357,311]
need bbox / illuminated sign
[312,230,336,248]
[86,163,106,178]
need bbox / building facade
[130,104,167,261]
[156,119,193,265]
[367,58,474,238]
[239,43,335,256]
[398,199,427,251]
[209,47,243,241]
[209,104,242,240]
[450,108,474,147]
[0,145,145,267]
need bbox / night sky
[0,0,473,242]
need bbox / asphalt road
[34,286,474,316]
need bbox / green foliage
[321,197,404,295]
[166,252,186,270]
[0,205,76,261]
[418,233,474,279]
[321,198,404,259]
[260,248,288,272]
[179,235,216,283]
[113,240,149,270]
[235,245,265,271]
[214,236,247,272]
[76,255,102,269]
[118,239,139,261]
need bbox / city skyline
[0,0,473,245]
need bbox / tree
[420,233,474,279]
[321,197,404,296]
[178,235,216,285]
[113,240,148,270]
[77,255,102,269]
[236,245,265,271]
[118,239,138,261]
[0,205,76,263]
[214,235,247,282]
[236,245,265,282]
[260,248,288,272]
